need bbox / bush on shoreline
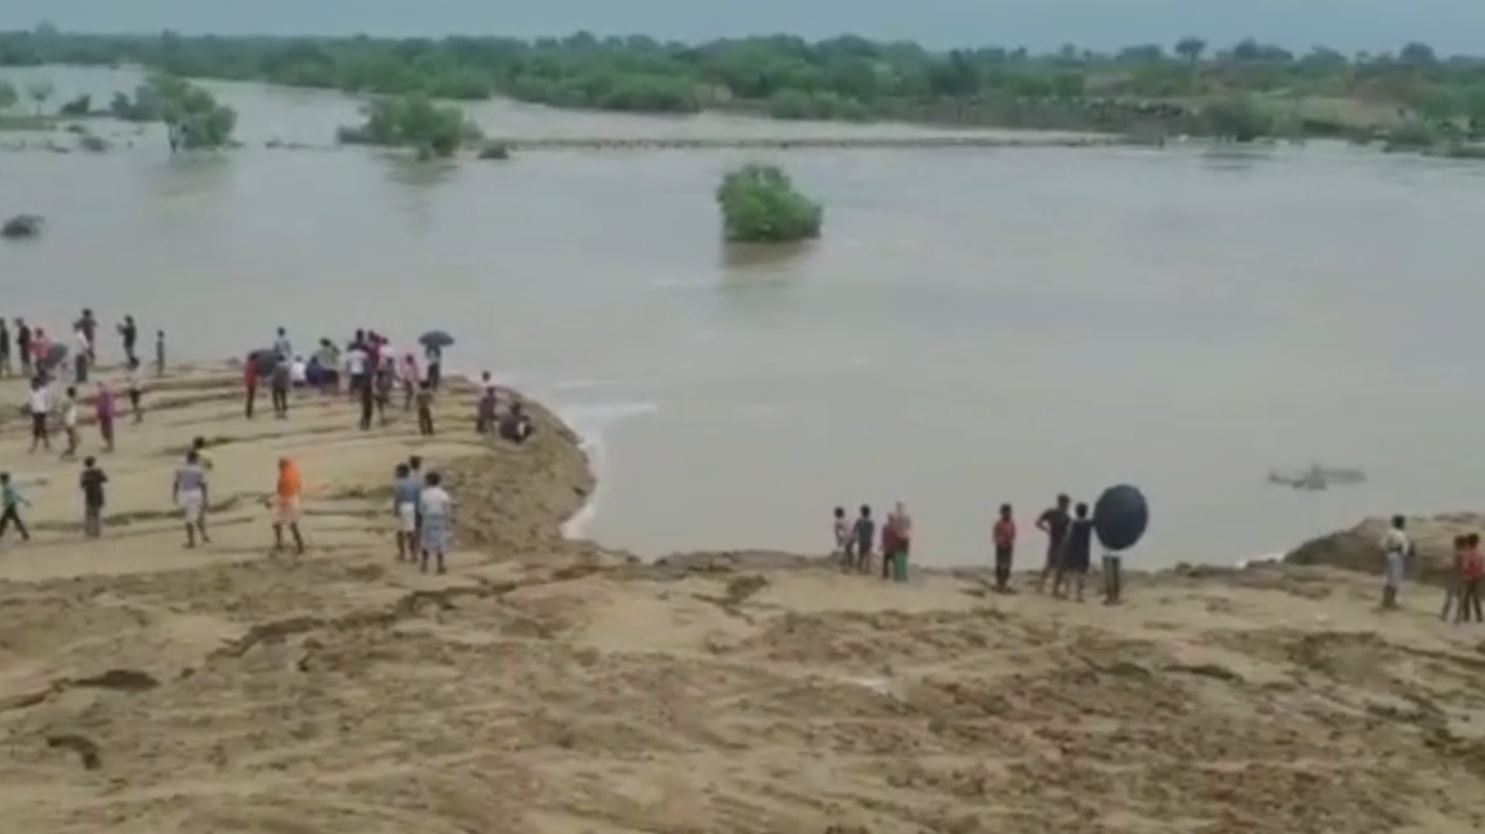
[716,164,823,244]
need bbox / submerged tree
[1201,96,1273,141]
[336,94,482,157]
[0,80,16,112]
[26,78,51,115]
[716,164,823,244]
[111,76,236,149]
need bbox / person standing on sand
[78,309,98,362]
[375,357,394,426]
[416,381,436,436]
[1379,515,1411,610]
[16,319,32,377]
[243,357,259,419]
[853,505,875,574]
[0,318,12,378]
[1035,494,1072,593]
[270,357,292,419]
[400,353,419,411]
[79,456,108,538]
[94,382,117,453]
[425,344,442,391]
[993,503,1017,593]
[0,472,32,542]
[27,376,51,453]
[476,387,497,435]
[407,456,425,534]
[393,463,421,561]
[173,450,211,548]
[125,359,144,424]
[155,330,166,377]
[60,386,80,460]
[273,327,292,362]
[1442,535,1467,622]
[418,471,453,574]
[886,502,912,582]
[833,506,851,568]
[1458,534,1485,624]
[1055,502,1094,602]
[30,328,48,373]
[72,327,90,384]
[272,457,306,556]
[118,315,138,366]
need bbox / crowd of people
[832,492,1125,604]
[0,314,537,573]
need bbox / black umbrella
[419,330,454,349]
[1093,484,1149,552]
[248,349,281,374]
[42,343,68,369]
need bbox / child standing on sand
[1442,535,1468,622]
[1459,534,1485,624]
[79,456,108,538]
[155,330,166,377]
[1055,503,1094,602]
[392,463,421,561]
[0,472,31,542]
[993,504,1016,593]
[28,376,51,453]
[61,387,80,460]
[272,457,305,556]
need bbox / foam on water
[548,398,660,540]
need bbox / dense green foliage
[5,29,1485,140]
[337,94,481,157]
[57,93,90,115]
[111,75,236,149]
[716,165,822,243]
[0,80,15,111]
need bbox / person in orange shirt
[273,457,305,556]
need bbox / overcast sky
[3,0,1484,56]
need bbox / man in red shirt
[1459,533,1484,624]
[993,503,1016,592]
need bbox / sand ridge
[1,366,1484,833]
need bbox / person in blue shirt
[0,472,32,542]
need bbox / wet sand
[1,364,1484,833]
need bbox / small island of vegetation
[336,93,482,158]
[716,164,823,244]
[111,74,236,150]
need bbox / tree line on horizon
[3,28,1485,139]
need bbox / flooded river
[6,65,1485,566]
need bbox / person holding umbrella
[419,331,453,391]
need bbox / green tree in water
[0,80,16,112]
[716,164,823,244]
[337,94,482,158]
[25,78,51,115]
[112,76,236,149]
[1201,97,1273,142]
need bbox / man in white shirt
[1379,515,1411,610]
[27,379,50,453]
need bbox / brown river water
[5,65,1485,567]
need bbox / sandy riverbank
[1,364,1484,833]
